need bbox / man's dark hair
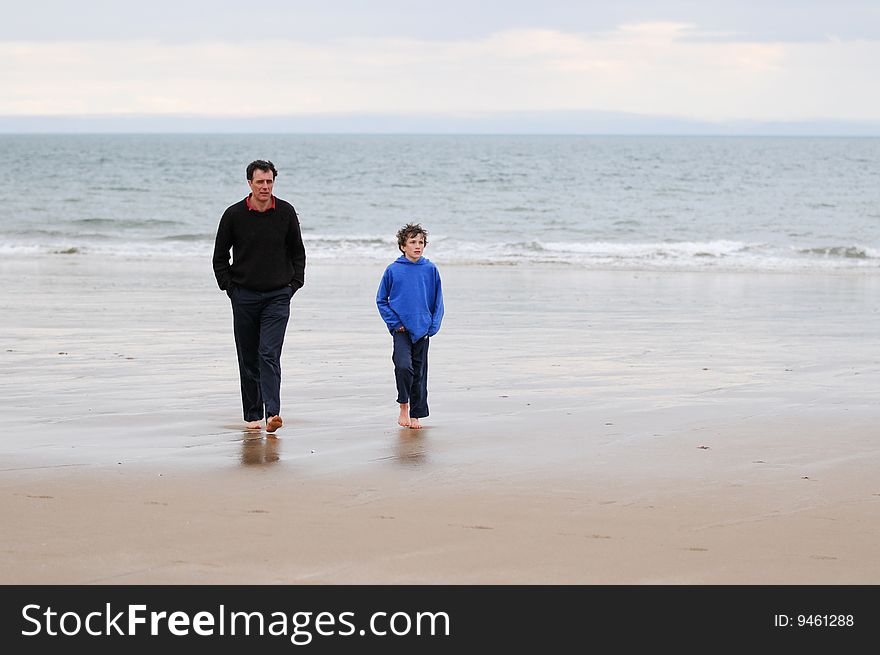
[247,160,278,181]
[396,222,428,252]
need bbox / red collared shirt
[245,194,276,212]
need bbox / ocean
[1,133,878,271]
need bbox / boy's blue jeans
[230,285,293,422]
[392,331,430,419]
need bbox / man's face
[248,169,275,202]
[401,234,425,262]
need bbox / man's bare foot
[266,415,283,434]
[245,420,262,430]
[398,404,411,428]
[409,417,422,429]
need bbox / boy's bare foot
[398,403,411,428]
[245,420,262,430]
[409,417,422,429]
[266,415,283,434]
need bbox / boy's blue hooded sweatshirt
[376,256,444,343]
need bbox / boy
[376,223,444,429]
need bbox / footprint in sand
[452,524,493,530]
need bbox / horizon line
[3,132,880,138]
[3,112,880,137]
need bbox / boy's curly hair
[396,223,428,252]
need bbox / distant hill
[2,111,879,136]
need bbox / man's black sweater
[212,197,306,293]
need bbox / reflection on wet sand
[396,430,428,467]
[240,434,280,467]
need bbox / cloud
[1,24,878,121]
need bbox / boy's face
[401,234,425,262]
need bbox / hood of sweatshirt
[394,255,428,265]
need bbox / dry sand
[1,254,878,584]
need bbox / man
[212,160,306,434]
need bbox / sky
[2,0,880,133]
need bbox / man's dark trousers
[230,286,292,421]
[392,331,429,419]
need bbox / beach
[1,253,878,584]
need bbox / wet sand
[1,254,879,583]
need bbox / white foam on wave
[4,235,879,272]
[538,239,750,259]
